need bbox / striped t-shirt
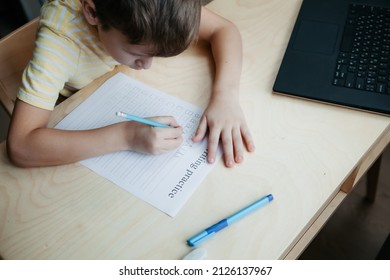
[18,0,119,110]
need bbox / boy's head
[82,0,202,68]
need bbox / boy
[7,0,255,168]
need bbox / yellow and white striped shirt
[18,0,119,110]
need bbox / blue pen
[187,194,274,247]
[116,111,171,128]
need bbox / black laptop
[273,0,390,115]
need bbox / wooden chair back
[0,18,38,116]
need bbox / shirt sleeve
[17,25,80,111]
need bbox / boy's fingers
[207,128,221,164]
[221,130,234,167]
[241,125,255,152]
[192,117,208,142]
[150,116,180,127]
[232,127,244,163]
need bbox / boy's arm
[7,100,183,167]
[193,7,255,167]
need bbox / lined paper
[55,72,221,217]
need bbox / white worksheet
[55,72,221,217]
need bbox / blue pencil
[187,194,274,246]
[116,111,171,128]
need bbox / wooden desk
[1,0,389,259]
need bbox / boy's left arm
[193,7,255,168]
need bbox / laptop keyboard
[333,3,390,94]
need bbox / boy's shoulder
[39,0,87,40]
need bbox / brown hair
[92,0,202,57]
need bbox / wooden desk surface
[1,0,390,259]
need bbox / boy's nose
[135,57,153,69]
[141,57,153,69]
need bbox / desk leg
[366,154,382,203]
[340,167,358,193]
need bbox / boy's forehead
[107,27,157,55]
[124,43,157,56]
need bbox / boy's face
[97,25,155,70]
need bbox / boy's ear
[81,0,99,25]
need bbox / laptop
[273,0,390,115]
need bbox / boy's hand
[192,96,255,168]
[125,116,183,154]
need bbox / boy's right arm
[7,100,183,167]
